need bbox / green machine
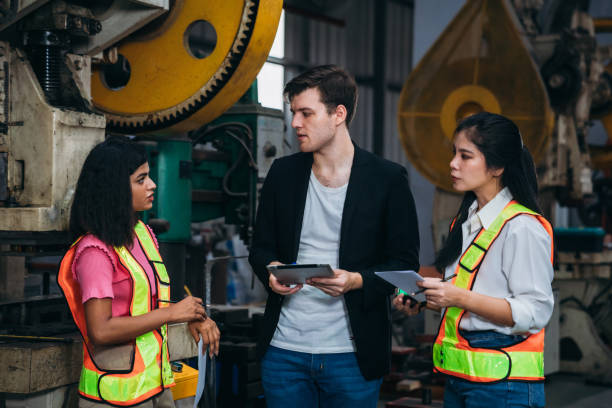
[142,84,284,298]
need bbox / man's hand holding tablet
[267,263,334,284]
[307,268,364,297]
[266,263,363,297]
[267,261,303,295]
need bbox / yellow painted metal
[590,145,612,171]
[591,62,612,170]
[398,0,554,192]
[91,0,283,135]
[439,85,501,141]
[170,363,198,400]
[591,114,612,171]
[594,18,612,33]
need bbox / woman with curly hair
[59,137,219,408]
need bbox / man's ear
[335,104,347,125]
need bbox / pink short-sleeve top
[72,227,160,317]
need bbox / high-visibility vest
[58,221,175,406]
[433,201,553,383]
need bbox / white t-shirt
[445,187,554,335]
[270,171,356,353]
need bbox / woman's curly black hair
[69,136,148,247]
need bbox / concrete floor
[377,373,612,407]
[545,373,612,408]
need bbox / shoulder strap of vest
[133,221,171,287]
[457,201,542,274]
[70,236,84,248]
[450,216,458,232]
[134,221,162,262]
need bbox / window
[257,11,285,110]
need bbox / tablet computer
[267,264,334,284]
[374,270,426,303]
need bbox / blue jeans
[261,346,382,408]
[443,331,545,408]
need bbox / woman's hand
[392,293,423,316]
[418,277,515,327]
[418,277,467,309]
[268,261,303,295]
[84,296,207,347]
[167,296,206,323]
[188,319,221,356]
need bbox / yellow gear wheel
[91,0,282,135]
[398,0,554,192]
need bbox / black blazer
[249,144,420,380]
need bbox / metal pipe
[373,0,387,156]
[200,254,247,408]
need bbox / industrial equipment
[398,0,612,385]
[398,0,554,193]
[0,0,284,405]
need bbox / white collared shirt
[444,187,554,334]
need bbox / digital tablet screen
[374,270,426,302]
[267,264,334,284]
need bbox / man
[249,65,419,407]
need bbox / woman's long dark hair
[435,112,542,271]
[69,136,148,247]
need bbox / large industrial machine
[398,0,612,385]
[0,0,283,405]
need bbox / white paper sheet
[193,339,208,408]
[375,270,426,302]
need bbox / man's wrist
[267,260,282,273]
[350,272,363,291]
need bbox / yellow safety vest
[58,221,175,406]
[433,201,553,383]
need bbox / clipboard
[267,264,334,284]
[375,270,426,302]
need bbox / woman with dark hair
[395,112,554,407]
[58,137,220,408]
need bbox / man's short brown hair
[284,65,358,126]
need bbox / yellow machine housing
[398,0,554,192]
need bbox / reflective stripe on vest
[57,221,174,406]
[433,201,553,383]
[133,221,174,388]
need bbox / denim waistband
[459,330,526,348]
